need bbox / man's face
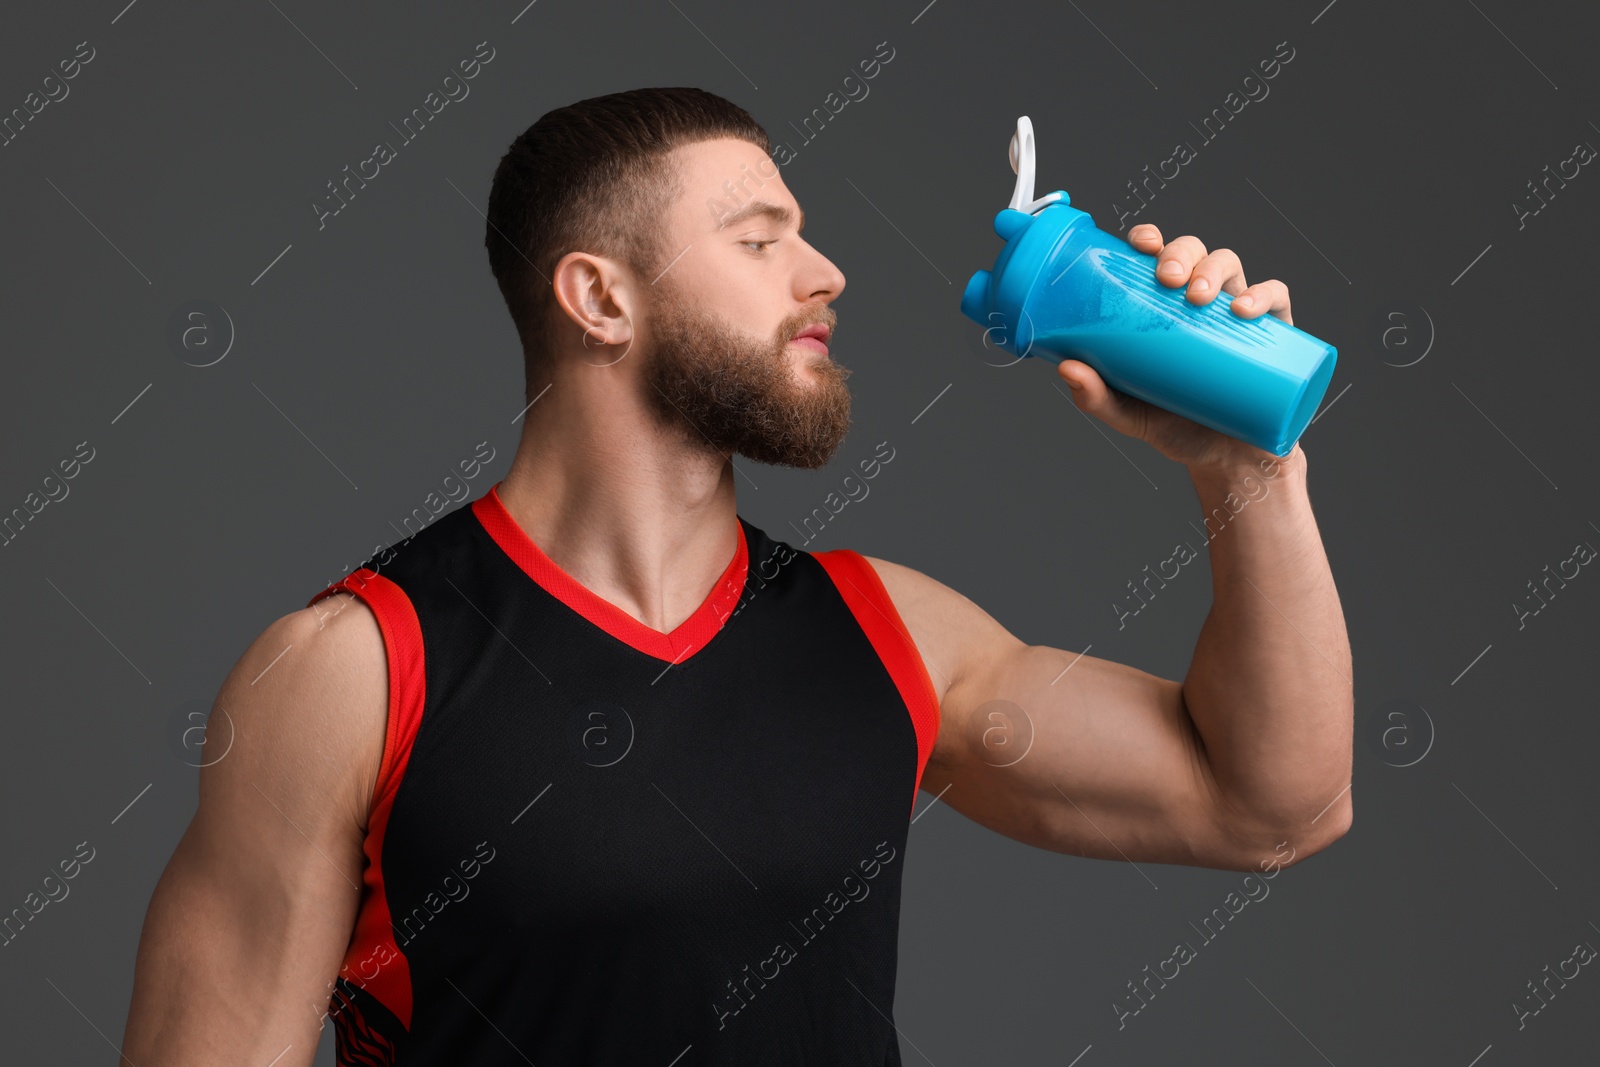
[638,138,851,470]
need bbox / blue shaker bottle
[959,116,1338,457]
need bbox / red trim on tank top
[811,549,943,819]
[470,482,749,665]
[307,571,423,1031]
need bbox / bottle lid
[1007,116,1064,215]
[961,116,1081,347]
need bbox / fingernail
[1190,278,1210,294]
[1235,294,1254,308]
[1160,261,1185,277]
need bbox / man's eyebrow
[716,200,805,233]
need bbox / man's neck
[494,385,740,635]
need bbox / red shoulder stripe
[811,550,941,819]
[307,570,423,1030]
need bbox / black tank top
[304,482,940,1065]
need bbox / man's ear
[551,251,635,347]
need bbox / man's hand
[1055,223,1300,474]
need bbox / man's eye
[741,240,775,253]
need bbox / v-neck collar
[470,482,749,664]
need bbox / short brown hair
[484,87,771,396]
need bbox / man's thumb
[1057,360,1144,438]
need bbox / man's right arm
[120,592,388,1065]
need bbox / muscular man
[122,87,1351,1066]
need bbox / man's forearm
[1179,445,1353,842]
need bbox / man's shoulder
[208,595,389,835]
[855,553,971,628]
[839,553,1008,709]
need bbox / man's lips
[790,323,831,355]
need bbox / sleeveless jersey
[303,482,941,1065]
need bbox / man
[122,87,1351,1065]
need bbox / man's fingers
[1155,235,1208,287]
[1185,248,1246,304]
[1229,278,1293,324]
[1129,229,1284,321]
[1128,223,1164,253]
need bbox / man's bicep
[933,642,1252,863]
[122,600,386,1064]
[864,555,1253,869]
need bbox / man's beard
[640,282,853,470]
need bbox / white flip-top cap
[1007,116,1063,215]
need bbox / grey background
[2,0,1596,1063]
